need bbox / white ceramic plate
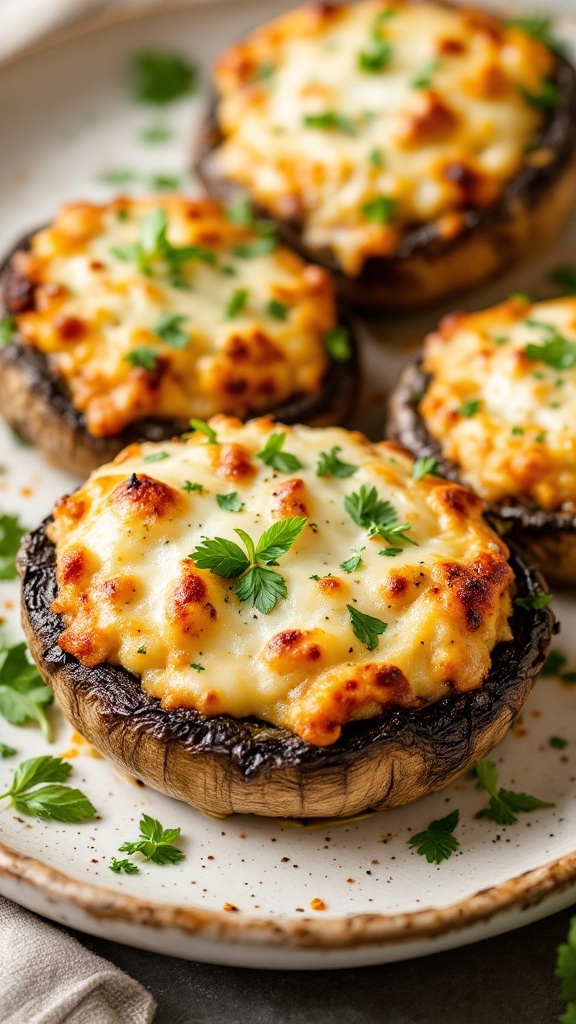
[1,0,576,970]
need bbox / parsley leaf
[411,58,441,89]
[316,446,357,479]
[508,16,567,56]
[182,481,204,494]
[541,649,576,683]
[550,736,568,750]
[99,168,139,186]
[109,857,140,874]
[362,196,398,224]
[132,50,198,105]
[407,809,460,864]
[225,195,275,238]
[521,78,562,110]
[190,663,205,672]
[216,492,244,513]
[514,591,553,611]
[524,320,576,370]
[233,237,277,259]
[189,517,307,615]
[303,112,357,135]
[226,288,249,318]
[111,206,216,277]
[474,759,554,825]
[0,513,26,580]
[143,451,169,463]
[340,549,364,573]
[358,39,393,73]
[459,399,480,418]
[150,173,182,191]
[154,312,188,348]
[347,604,387,651]
[344,484,417,547]
[124,347,159,371]
[257,432,303,473]
[118,813,185,865]
[0,317,16,344]
[140,122,172,144]
[550,265,576,295]
[189,418,217,444]
[0,754,96,822]
[266,298,288,321]
[0,639,53,740]
[411,456,438,480]
[324,326,352,362]
[0,743,16,758]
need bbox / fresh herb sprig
[474,759,554,825]
[0,755,96,822]
[111,207,215,278]
[132,49,199,105]
[154,312,188,349]
[514,591,553,611]
[0,513,27,580]
[407,809,460,865]
[189,516,307,615]
[411,456,438,480]
[344,484,417,549]
[118,813,185,865]
[216,492,244,512]
[316,447,357,479]
[257,432,303,473]
[347,605,387,651]
[0,638,53,740]
[0,743,16,758]
[524,320,576,370]
[109,858,140,874]
[340,549,364,573]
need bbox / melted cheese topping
[421,297,576,511]
[14,198,332,437]
[47,417,513,746]
[212,0,554,276]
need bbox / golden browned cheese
[212,0,554,276]
[420,296,576,511]
[47,418,514,746]
[13,198,332,437]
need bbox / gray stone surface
[66,906,575,1023]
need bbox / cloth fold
[0,895,156,1024]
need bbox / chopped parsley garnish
[0,755,96,822]
[524,320,576,370]
[190,663,205,672]
[109,858,140,874]
[189,516,307,615]
[99,168,139,186]
[411,58,441,89]
[257,432,303,473]
[541,649,576,683]
[232,236,277,259]
[137,646,147,654]
[521,78,562,110]
[182,481,204,494]
[514,591,553,611]
[358,39,393,73]
[550,265,576,295]
[346,605,387,651]
[459,399,480,418]
[0,513,27,580]
[556,915,576,1021]
[124,347,159,371]
[303,111,357,135]
[140,122,173,144]
[266,299,288,321]
[225,195,275,240]
[340,549,365,574]
[150,173,182,191]
[494,335,509,346]
[316,446,357,479]
[154,312,188,348]
[0,317,16,344]
[507,16,567,56]
[111,206,216,276]
[535,432,547,444]
[549,736,568,750]
[0,743,16,759]
[369,149,384,168]
[131,49,199,105]
[362,196,398,224]
[344,484,417,548]
[411,456,437,480]
[143,451,170,463]
[118,813,185,865]
[379,547,404,557]
[252,63,276,83]
[407,809,460,865]
[474,759,554,825]
[189,418,217,445]
[226,288,249,319]
[0,634,53,741]
[511,426,524,437]
[216,492,244,513]
[324,326,352,362]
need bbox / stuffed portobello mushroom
[0,197,358,477]
[196,0,576,311]
[388,295,576,587]
[19,416,553,818]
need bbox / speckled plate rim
[2,837,576,950]
[2,0,576,963]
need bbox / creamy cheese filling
[48,417,513,746]
[14,198,332,437]
[421,296,576,511]
[213,0,554,275]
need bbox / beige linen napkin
[0,896,157,1024]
